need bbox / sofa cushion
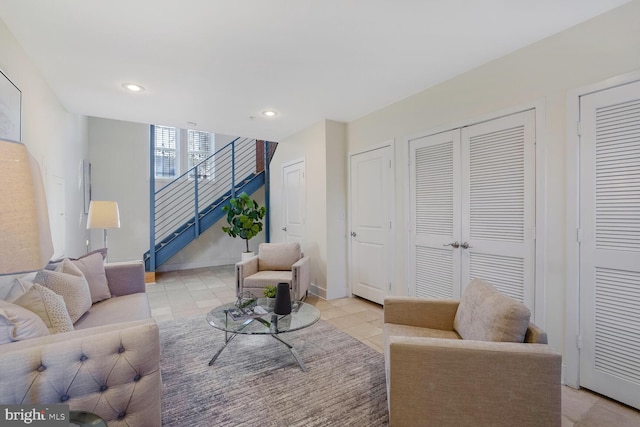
[35,260,92,323]
[13,284,74,334]
[258,242,301,271]
[453,278,531,343]
[73,293,151,330]
[0,299,50,344]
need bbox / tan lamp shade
[0,140,54,275]
[87,201,120,229]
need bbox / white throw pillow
[35,259,92,323]
[3,276,35,303]
[0,299,50,344]
[13,284,74,334]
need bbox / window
[154,125,178,179]
[188,129,214,179]
[152,125,215,180]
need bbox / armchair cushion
[454,278,531,343]
[258,242,301,271]
[243,270,293,289]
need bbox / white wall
[88,118,149,261]
[269,120,347,299]
[346,0,640,356]
[0,18,88,266]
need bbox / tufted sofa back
[0,319,161,426]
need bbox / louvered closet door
[460,110,536,305]
[409,130,461,298]
[579,80,640,410]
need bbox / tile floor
[147,265,640,427]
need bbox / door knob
[282,227,287,231]
[460,242,472,249]
[350,231,357,237]
[443,241,460,248]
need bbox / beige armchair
[383,279,562,427]
[236,242,311,300]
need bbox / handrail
[148,133,277,271]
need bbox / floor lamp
[87,200,120,261]
[0,140,54,275]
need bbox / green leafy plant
[263,285,277,298]
[221,192,267,252]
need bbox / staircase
[144,134,277,271]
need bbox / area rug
[158,315,389,426]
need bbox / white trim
[347,139,396,298]
[564,69,640,389]
[403,100,547,324]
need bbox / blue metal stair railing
[145,134,275,271]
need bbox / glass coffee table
[206,298,320,371]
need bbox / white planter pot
[241,251,255,261]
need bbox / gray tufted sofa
[0,261,162,426]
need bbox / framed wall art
[0,70,21,143]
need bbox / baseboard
[309,282,325,300]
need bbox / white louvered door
[409,111,535,305]
[409,130,461,298]
[461,111,536,305]
[579,80,640,410]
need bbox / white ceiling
[0,0,629,141]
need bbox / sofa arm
[292,256,311,300]
[105,261,146,296]
[386,336,561,427]
[0,319,161,426]
[236,256,259,296]
[384,296,459,330]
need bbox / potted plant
[221,192,267,256]
[262,285,277,309]
[263,285,277,298]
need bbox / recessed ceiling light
[122,83,145,92]
[262,110,278,117]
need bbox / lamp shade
[87,201,120,229]
[0,140,54,275]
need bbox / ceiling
[0,0,629,141]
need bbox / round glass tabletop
[206,298,320,335]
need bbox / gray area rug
[158,315,389,426]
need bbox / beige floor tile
[344,322,382,339]
[366,333,384,349]
[562,387,600,423]
[576,403,640,427]
[319,307,350,320]
[352,309,383,323]
[196,298,222,309]
[153,313,175,322]
[151,306,172,317]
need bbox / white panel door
[349,144,393,304]
[409,131,461,298]
[461,110,536,305]
[579,80,640,410]
[282,160,305,244]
